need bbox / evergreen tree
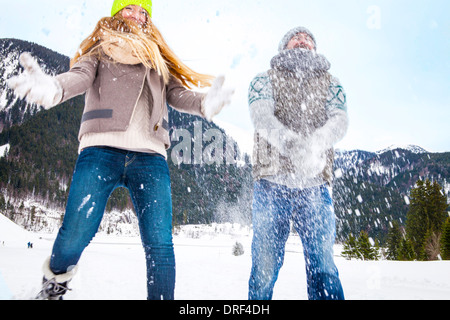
[398,237,416,261]
[357,231,379,261]
[386,221,403,260]
[405,179,448,258]
[342,232,379,260]
[441,218,450,260]
[342,233,358,260]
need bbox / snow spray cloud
[170,123,321,170]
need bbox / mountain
[0,38,449,244]
[333,146,450,242]
[376,144,428,155]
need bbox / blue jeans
[249,179,344,300]
[50,147,175,300]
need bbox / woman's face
[121,5,148,26]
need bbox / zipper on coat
[153,76,166,132]
[126,72,148,130]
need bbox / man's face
[286,33,315,51]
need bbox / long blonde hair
[71,12,214,89]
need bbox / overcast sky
[1,0,449,153]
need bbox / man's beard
[293,43,311,50]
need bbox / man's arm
[248,73,299,153]
[305,76,349,150]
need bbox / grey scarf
[271,48,330,73]
[269,48,332,134]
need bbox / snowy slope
[376,144,428,155]
[1,216,450,300]
[0,48,20,112]
[0,144,9,158]
[0,213,40,244]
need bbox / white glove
[7,52,62,109]
[292,142,327,179]
[202,75,234,121]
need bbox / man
[248,26,348,300]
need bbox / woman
[7,0,233,300]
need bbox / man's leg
[293,185,344,300]
[249,180,292,300]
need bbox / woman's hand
[202,75,234,121]
[7,52,62,109]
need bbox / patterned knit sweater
[248,71,348,189]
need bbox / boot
[38,277,71,300]
[36,257,78,300]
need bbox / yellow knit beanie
[111,0,152,18]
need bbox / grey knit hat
[278,26,317,52]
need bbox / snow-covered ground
[1,213,450,300]
[0,144,9,158]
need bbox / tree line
[342,179,450,261]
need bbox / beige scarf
[100,30,147,65]
[98,28,170,84]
